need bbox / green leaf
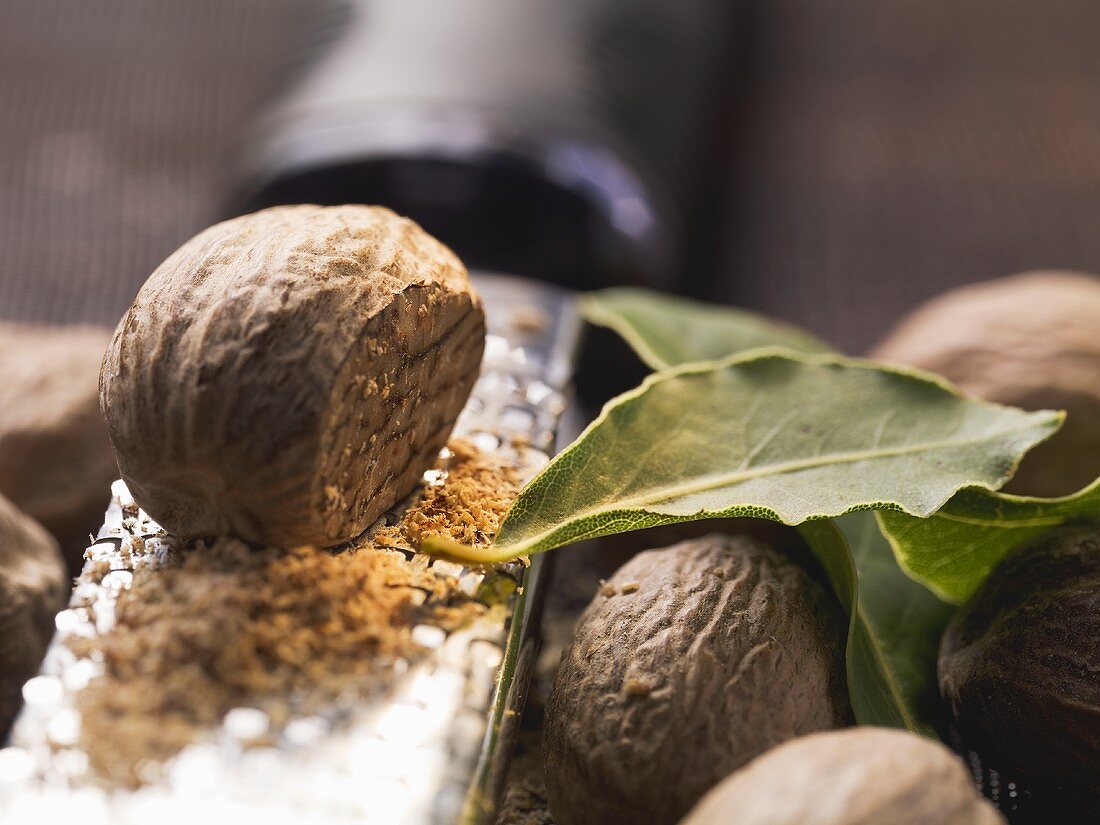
[580,288,831,370]
[424,349,1061,563]
[424,290,1060,735]
[799,513,953,735]
[879,478,1100,603]
[575,292,962,734]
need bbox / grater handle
[243,0,735,291]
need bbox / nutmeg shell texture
[100,205,485,547]
[871,271,1100,496]
[681,728,1005,825]
[542,534,851,825]
[0,322,116,572]
[0,493,67,734]
[939,526,1100,812]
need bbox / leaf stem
[420,534,516,565]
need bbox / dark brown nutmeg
[542,534,851,825]
[681,728,1004,825]
[100,205,485,547]
[871,270,1100,497]
[939,526,1100,814]
[0,493,67,734]
[0,322,116,573]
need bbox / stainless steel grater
[0,273,580,825]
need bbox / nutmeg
[542,534,851,825]
[681,728,1004,825]
[0,493,67,734]
[871,271,1100,496]
[100,205,485,547]
[939,526,1100,816]
[0,321,116,572]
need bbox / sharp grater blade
[0,273,580,825]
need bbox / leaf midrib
[500,422,1044,552]
[931,512,1067,529]
[853,611,922,731]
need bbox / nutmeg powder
[70,440,520,786]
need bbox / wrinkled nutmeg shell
[0,322,116,573]
[939,526,1100,814]
[871,270,1100,497]
[542,534,851,825]
[100,205,485,547]
[681,728,1005,825]
[0,493,67,735]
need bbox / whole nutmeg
[0,493,67,734]
[681,728,1005,825]
[100,205,485,547]
[0,322,116,572]
[871,271,1100,496]
[542,534,851,825]
[939,526,1100,815]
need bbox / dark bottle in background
[240,0,735,293]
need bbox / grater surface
[0,273,579,825]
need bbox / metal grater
[948,727,1060,824]
[0,273,580,825]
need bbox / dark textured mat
[717,0,1100,352]
[5,0,1100,355]
[0,0,325,327]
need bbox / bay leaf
[799,514,953,735]
[579,294,959,735]
[425,349,1061,562]
[575,293,1030,736]
[879,477,1100,603]
[423,292,1057,735]
[581,288,830,370]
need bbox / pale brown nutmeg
[100,205,485,547]
[542,534,851,825]
[0,322,116,572]
[0,493,67,735]
[871,271,1100,497]
[681,728,1005,825]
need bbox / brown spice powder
[70,439,520,787]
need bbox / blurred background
[3,3,1098,820]
[5,0,1100,353]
